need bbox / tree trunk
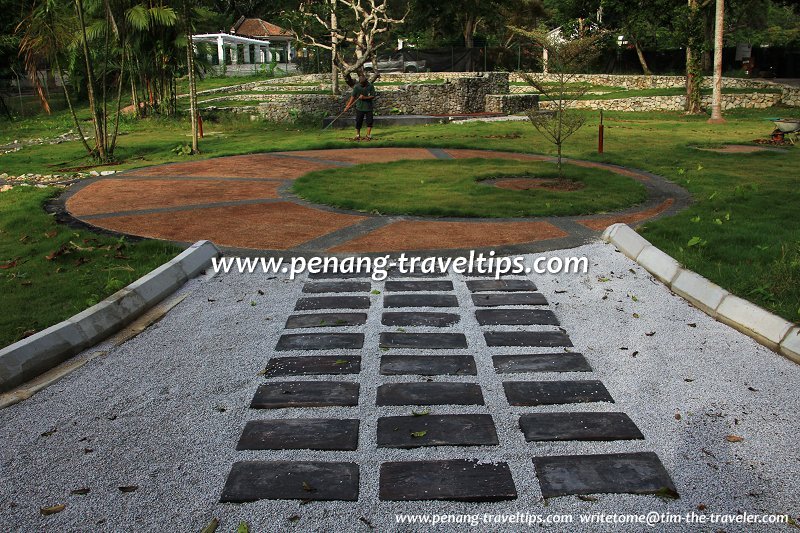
[186,28,199,153]
[633,40,652,75]
[54,55,93,155]
[110,48,126,153]
[708,0,725,123]
[464,15,476,71]
[75,0,105,160]
[685,0,703,114]
[331,0,339,95]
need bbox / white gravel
[1,241,799,532]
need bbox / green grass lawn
[0,104,798,339]
[294,158,647,217]
[0,187,179,347]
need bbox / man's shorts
[355,110,374,129]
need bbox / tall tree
[708,0,725,123]
[287,0,407,86]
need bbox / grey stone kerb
[0,240,220,392]
[602,224,799,365]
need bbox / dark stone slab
[382,312,460,327]
[380,355,477,376]
[385,280,454,292]
[472,293,548,307]
[384,294,458,308]
[295,296,370,310]
[493,353,591,373]
[377,414,498,448]
[302,281,371,293]
[388,267,448,278]
[467,279,537,292]
[251,381,359,408]
[379,460,517,501]
[519,412,644,441]
[285,313,367,329]
[475,309,559,326]
[533,452,677,499]
[503,380,614,406]
[237,419,360,450]
[380,332,467,349]
[484,331,573,348]
[309,270,371,279]
[263,356,361,376]
[221,461,359,502]
[276,333,364,350]
[376,383,484,406]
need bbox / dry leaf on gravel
[40,504,65,516]
[726,435,744,443]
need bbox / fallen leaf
[725,435,744,443]
[45,230,58,238]
[0,260,17,269]
[410,430,427,438]
[257,290,264,295]
[118,485,138,493]
[687,323,697,328]
[674,413,682,420]
[288,515,300,523]
[302,481,315,493]
[578,495,598,502]
[41,428,57,437]
[236,521,250,533]
[200,517,219,533]
[645,331,655,336]
[70,488,90,495]
[747,386,758,392]
[412,408,430,416]
[697,504,707,511]
[334,359,349,365]
[40,504,66,516]
[632,313,640,318]
[684,378,695,382]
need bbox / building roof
[231,17,292,40]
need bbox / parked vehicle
[363,56,426,73]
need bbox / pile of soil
[485,176,585,191]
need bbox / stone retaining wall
[223,72,510,122]
[538,91,781,112]
[507,72,780,90]
[485,94,540,114]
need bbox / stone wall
[507,72,781,90]
[538,91,782,112]
[222,72,511,121]
[485,94,540,114]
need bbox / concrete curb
[602,223,799,365]
[0,240,220,392]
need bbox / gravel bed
[1,242,798,532]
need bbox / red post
[198,114,204,139]
[598,109,604,154]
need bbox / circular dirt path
[61,147,689,255]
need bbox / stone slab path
[2,243,799,531]
[60,148,689,254]
[221,268,678,505]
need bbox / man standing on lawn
[344,74,376,141]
